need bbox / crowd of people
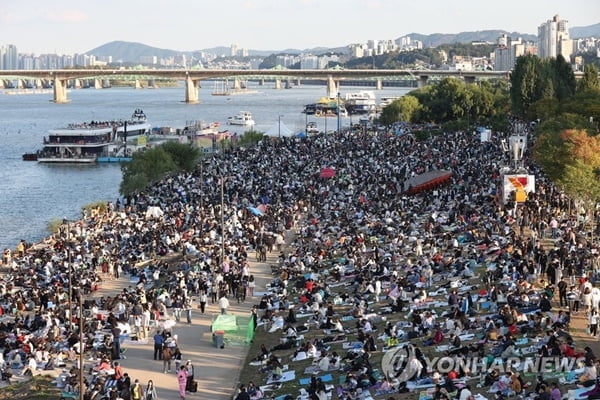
[0,120,599,400]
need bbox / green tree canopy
[120,142,200,196]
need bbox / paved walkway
[79,251,276,400]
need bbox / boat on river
[344,90,376,115]
[227,111,255,126]
[33,109,152,163]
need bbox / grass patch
[0,375,62,400]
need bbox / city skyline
[0,0,598,55]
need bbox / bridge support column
[274,79,281,89]
[376,79,383,90]
[326,76,337,98]
[53,78,68,103]
[17,79,24,89]
[464,76,476,84]
[296,79,301,86]
[185,76,199,103]
[417,75,429,88]
[74,79,82,89]
[148,79,156,88]
[134,79,142,89]
[259,79,264,86]
[0,80,5,89]
[94,79,102,89]
[233,78,241,90]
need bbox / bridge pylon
[53,78,69,103]
[185,76,200,103]
[326,76,338,98]
[274,79,281,89]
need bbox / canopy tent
[145,206,164,220]
[319,167,336,179]
[211,314,238,333]
[403,170,453,194]
[265,121,293,137]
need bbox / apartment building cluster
[495,14,599,71]
[349,36,423,58]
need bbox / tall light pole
[63,218,72,333]
[336,92,341,134]
[220,176,225,269]
[79,292,84,400]
[278,115,283,139]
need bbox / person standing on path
[184,296,193,324]
[218,294,230,315]
[177,365,188,400]
[199,292,207,314]
[162,344,173,373]
[153,331,164,360]
[131,379,143,400]
[185,360,195,392]
[144,380,158,400]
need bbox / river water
[0,82,409,250]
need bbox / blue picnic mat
[299,373,333,385]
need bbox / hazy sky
[1,0,598,55]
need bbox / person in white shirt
[218,295,230,315]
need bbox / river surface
[0,82,410,250]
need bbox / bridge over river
[0,68,514,103]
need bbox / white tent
[265,121,293,137]
[145,206,164,220]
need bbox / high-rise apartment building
[538,15,572,60]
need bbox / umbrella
[257,204,268,213]
[247,206,263,216]
[320,167,336,178]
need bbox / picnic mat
[267,371,295,384]
[298,374,333,385]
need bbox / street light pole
[337,92,341,134]
[79,292,84,400]
[63,219,72,334]
[278,115,282,139]
[220,176,225,269]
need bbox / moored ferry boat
[227,111,255,126]
[343,90,377,115]
[35,109,151,163]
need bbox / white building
[538,14,572,60]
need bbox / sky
[1,0,598,55]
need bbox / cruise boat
[303,98,348,117]
[227,111,255,126]
[35,109,152,163]
[379,96,402,108]
[343,91,377,115]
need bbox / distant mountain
[87,41,349,62]
[570,23,600,38]
[87,24,599,63]
[87,41,193,63]
[403,30,537,47]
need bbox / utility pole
[278,115,283,139]
[79,292,84,400]
[63,218,72,333]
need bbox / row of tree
[379,54,600,203]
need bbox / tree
[553,54,576,102]
[120,145,180,195]
[510,54,544,117]
[159,141,200,172]
[379,95,422,124]
[578,64,600,92]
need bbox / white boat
[380,96,402,108]
[306,122,319,135]
[227,111,255,126]
[35,109,151,163]
[343,90,377,115]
